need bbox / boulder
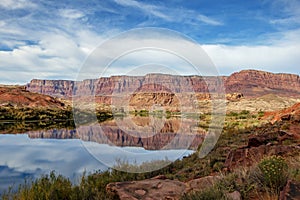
[106,178,186,200]
[226,191,241,200]
[224,144,298,171]
[280,180,300,200]
[106,175,221,200]
[186,175,220,193]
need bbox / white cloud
[0,0,36,9]
[59,9,85,19]
[0,0,299,84]
[114,0,222,26]
[0,31,100,84]
[1,27,300,84]
[0,25,24,35]
[269,0,300,26]
[114,0,172,21]
[0,21,5,27]
[79,28,300,80]
[202,29,300,75]
[0,0,109,84]
[197,14,223,26]
[1,40,27,48]
[75,29,223,82]
[270,18,300,25]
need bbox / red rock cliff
[26,70,300,98]
[225,70,300,96]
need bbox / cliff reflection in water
[28,116,205,150]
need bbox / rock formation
[106,175,220,200]
[264,102,300,124]
[224,102,300,171]
[0,85,65,109]
[27,75,224,98]
[280,180,300,200]
[26,70,300,99]
[225,70,300,96]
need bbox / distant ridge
[26,70,300,98]
[225,69,300,96]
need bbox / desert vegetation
[182,154,299,200]
[2,108,299,199]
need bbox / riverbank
[2,102,300,199]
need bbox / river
[0,116,204,193]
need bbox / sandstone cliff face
[27,74,225,98]
[27,70,300,99]
[28,79,75,98]
[225,70,300,96]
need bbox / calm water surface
[0,117,204,193]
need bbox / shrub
[256,155,288,193]
[212,161,224,172]
[8,171,73,200]
[240,110,250,115]
[258,111,264,118]
[228,111,238,117]
[181,186,227,200]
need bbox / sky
[0,0,300,84]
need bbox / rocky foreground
[2,102,299,199]
[105,103,300,200]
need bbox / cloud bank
[0,0,299,84]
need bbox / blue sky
[0,0,300,84]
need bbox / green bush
[212,161,224,172]
[257,155,288,192]
[240,110,250,115]
[258,111,264,118]
[181,186,227,200]
[228,112,238,117]
[216,169,256,199]
[1,171,73,200]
